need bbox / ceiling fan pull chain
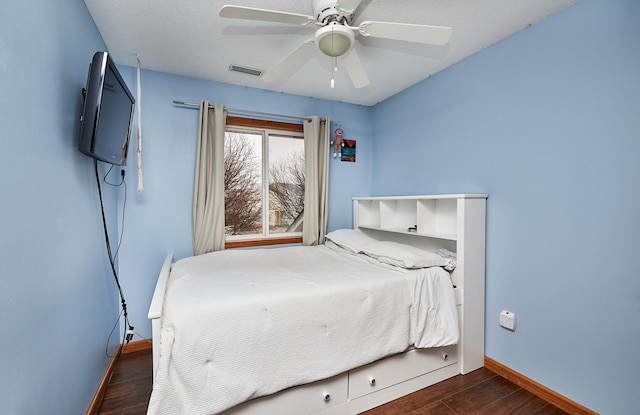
[332,25,339,88]
[330,34,337,88]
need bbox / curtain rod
[172,100,314,123]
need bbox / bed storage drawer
[348,346,457,399]
[220,373,348,415]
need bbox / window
[224,116,305,247]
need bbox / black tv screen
[79,51,135,166]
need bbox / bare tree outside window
[224,132,262,235]
[224,126,305,240]
[269,148,305,233]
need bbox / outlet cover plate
[500,310,517,331]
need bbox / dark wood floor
[97,348,568,415]
[97,349,152,415]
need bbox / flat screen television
[79,51,135,166]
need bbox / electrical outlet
[499,310,517,331]
[126,327,135,342]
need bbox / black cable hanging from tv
[94,159,134,343]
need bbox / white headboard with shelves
[353,194,488,374]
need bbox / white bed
[147,194,487,415]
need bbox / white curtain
[192,101,227,255]
[302,116,330,246]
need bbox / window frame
[224,116,304,248]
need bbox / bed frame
[148,194,487,415]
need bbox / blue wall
[371,1,639,413]
[0,0,123,413]
[2,0,637,413]
[114,68,375,343]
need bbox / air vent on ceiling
[228,64,264,77]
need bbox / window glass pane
[224,131,263,236]
[268,134,305,234]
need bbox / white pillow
[362,241,451,269]
[324,229,377,254]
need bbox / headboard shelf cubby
[353,193,488,374]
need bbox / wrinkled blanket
[147,245,458,415]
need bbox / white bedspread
[147,245,458,415]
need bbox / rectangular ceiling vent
[228,64,264,77]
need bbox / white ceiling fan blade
[341,48,370,89]
[336,0,364,15]
[220,5,315,26]
[358,21,452,46]
[262,39,316,83]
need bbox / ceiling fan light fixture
[315,23,354,57]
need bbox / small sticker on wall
[341,139,356,162]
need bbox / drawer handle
[442,352,448,361]
[369,377,376,386]
[323,392,331,402]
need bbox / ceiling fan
[219,0,452,89]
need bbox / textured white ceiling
[85,0,578,106]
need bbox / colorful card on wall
[341,139,356,162]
